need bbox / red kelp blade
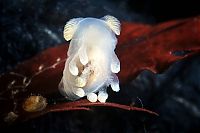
[20,99,158,122]
[118,16,200,82]
[0,16,200,126]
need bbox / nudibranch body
[59,15,121,102]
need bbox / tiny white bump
[56,58,61,62]
[111,63,120,73]
[111,83,120,92]
[10,80,16,85]
[98,92,108,103]
[87,93,97,102]
[74,88,85,97]
[38,65,44,71]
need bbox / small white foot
[111,82,120,92]
[110,74,120,92]
[74,88,85,97]
[98,91,108,103]
[87,93,97,102]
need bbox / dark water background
[1,0,200,132]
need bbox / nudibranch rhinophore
[59,15,121,103]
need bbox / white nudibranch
[59,15,121,103]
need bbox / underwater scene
[0,0,200,133]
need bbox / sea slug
[59,15,121,102]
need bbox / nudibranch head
[59,15,121,103]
